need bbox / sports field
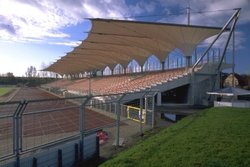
[0,87,12,97]
[101,107,250,167]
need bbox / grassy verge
[100,107,250,167]
[0,87,13,97]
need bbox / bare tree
[25,66,37,77]
[38,62,59,78]
[40,62,48,78]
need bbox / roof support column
[192,8,241,71]
[167,58,170,69]
[194,48,197,63]
[207,51,210,63]
[181,57,183,67]
[212,50,215,64]
[186,56,191,68]
[157,92,162,106]
[140,65,143,73]
[218,49,221,62]
[161,61,165,71]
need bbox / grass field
[0,87,13,97]
[100,107,250,167]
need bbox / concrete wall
[214,101,250,108]
[1,133,98,167]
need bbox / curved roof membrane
[45,19,222,75]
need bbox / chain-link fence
[0,101,20,159]
[87,91,157,151]
[0,96,101,167]
[0,91,157,166]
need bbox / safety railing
[1,90,158,166]
[0,96,101,167]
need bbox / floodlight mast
[187,2,191,25]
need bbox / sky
[0,0,249,77]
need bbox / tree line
[25,65,58,78]
[0,65,58,86]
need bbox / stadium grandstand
[43,9,240,107]
[0,8,241,167]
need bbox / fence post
[14,109,20,167]
[79,103,85,161]
[144,96,148,125]
[115,102,120,146]
[13,103,22,156]
[139,98,143,136]
[95,136,100,159]
[152,95,155,128]
[13,100,27,167]
[58,149,62,167]
[115,94,125,147]
[74,143,79,164]
[32,157,37,167]
[19,101,28,154]
[79,97,91,161]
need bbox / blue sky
[0,0,249,76]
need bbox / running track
[0,87,115,138]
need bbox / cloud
[154,0,249,51]
[0,0,133,42]
[48,41,82,47]
[0,0,249,47]
[128,1,157,15]
[0,15,17,35]
[155,0,250,26]
[81,0,132,19]
[0,0,74,41]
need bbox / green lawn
[101,107,250,167]
[0,87,13,97]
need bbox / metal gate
[127,106,146,123]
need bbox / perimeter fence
[0,90,157,167]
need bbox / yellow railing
[127,106,146,123]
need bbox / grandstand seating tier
[44,68,188,95]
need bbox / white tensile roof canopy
[45,19,222,75]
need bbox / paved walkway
[90,108,175,160]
